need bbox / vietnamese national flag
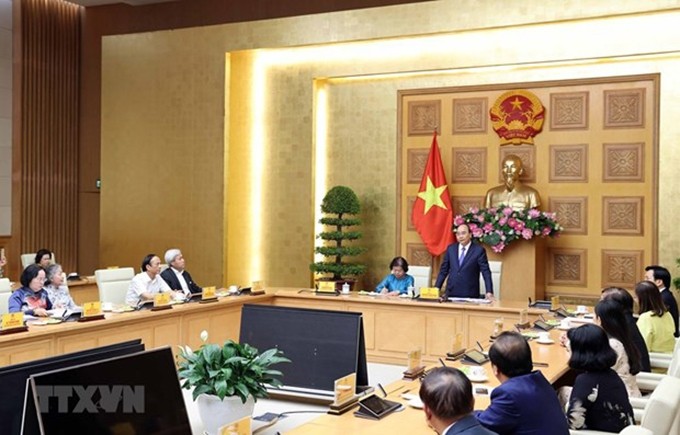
[411,131,454,256]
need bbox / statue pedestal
[487,238,545,302]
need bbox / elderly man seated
[160,249,203,297]
[475,331,569,435]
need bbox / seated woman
[44,263,80,311]
[594,299,641,397]
[635,280,676,354]
[34,248,53,268]
[600,287,651,372]
[8,264,52,317]
[566,324,634,432]
[375,256,414,295]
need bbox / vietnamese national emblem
[489,90,545,146]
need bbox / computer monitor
[239,304,369,402]
[27,347,191,435]
[0,340,144,435]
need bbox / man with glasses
[435,223,494,300]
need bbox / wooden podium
[487,237,545,302]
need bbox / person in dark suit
[475,332,569,435]
[435,223,493,299]
[420,366,497,435]
[645,265,679,337]
[160,249,204,296]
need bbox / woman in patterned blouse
[565,324,634,432]
[44,263,79,310]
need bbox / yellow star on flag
[417,176,448,214]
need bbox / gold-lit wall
[100,1,680,291]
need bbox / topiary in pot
[310,186,367,287]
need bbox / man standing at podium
[435,223,493,300]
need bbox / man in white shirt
[126,254,173,306]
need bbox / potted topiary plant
[178,331,290,434]
[310,185,367,291]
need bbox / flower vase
[196,394,255,435]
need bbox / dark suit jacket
[475,371,569,435]
[660,288,679,337]
[160,268,202,294]
[447,414,497,435]
[435,242,492,298]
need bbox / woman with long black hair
[595,298,641,397]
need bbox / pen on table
[377,383,388,398]
[386,384,405,395]
[534,361,549,367]
[476,341,484,352]
[438,357,447,367]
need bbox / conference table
[0,288,561,368]
[0,292,275,367]
[0,286,577,434]
[285,326,571,434]
[271,289,551,365]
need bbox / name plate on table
[251,280,265,295]
[218,415,250,435]
[404,347,425,380]
[2,312,24,329]
[82,301,102,317]
[0,312,27,334]
[202,286,216,300]
[420,287,440,300]
[317,281,336,294]
[334,373,356,405]
[151,292,173,311]
[78,301,106,322]
[200,286,218,304]
[551,295,560,311]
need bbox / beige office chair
[480,260,502,299]
[0,291,10,314]
[647,336,679,370]
[21,252,56,269]
[20,253,35,269]
[569,376,680,435]
[409,265,431,291]
[0,278,11,293]
[94,267,135,305]
[630,338,680,421]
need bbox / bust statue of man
[484,154,541,210]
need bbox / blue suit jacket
[475,371,569,435]
[447,414,498,435]
[435,242,493,298]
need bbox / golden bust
[484,155,541,210]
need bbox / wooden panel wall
[18,0,80,274]
[399,75,658,298]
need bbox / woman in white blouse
[44,263,79,310]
